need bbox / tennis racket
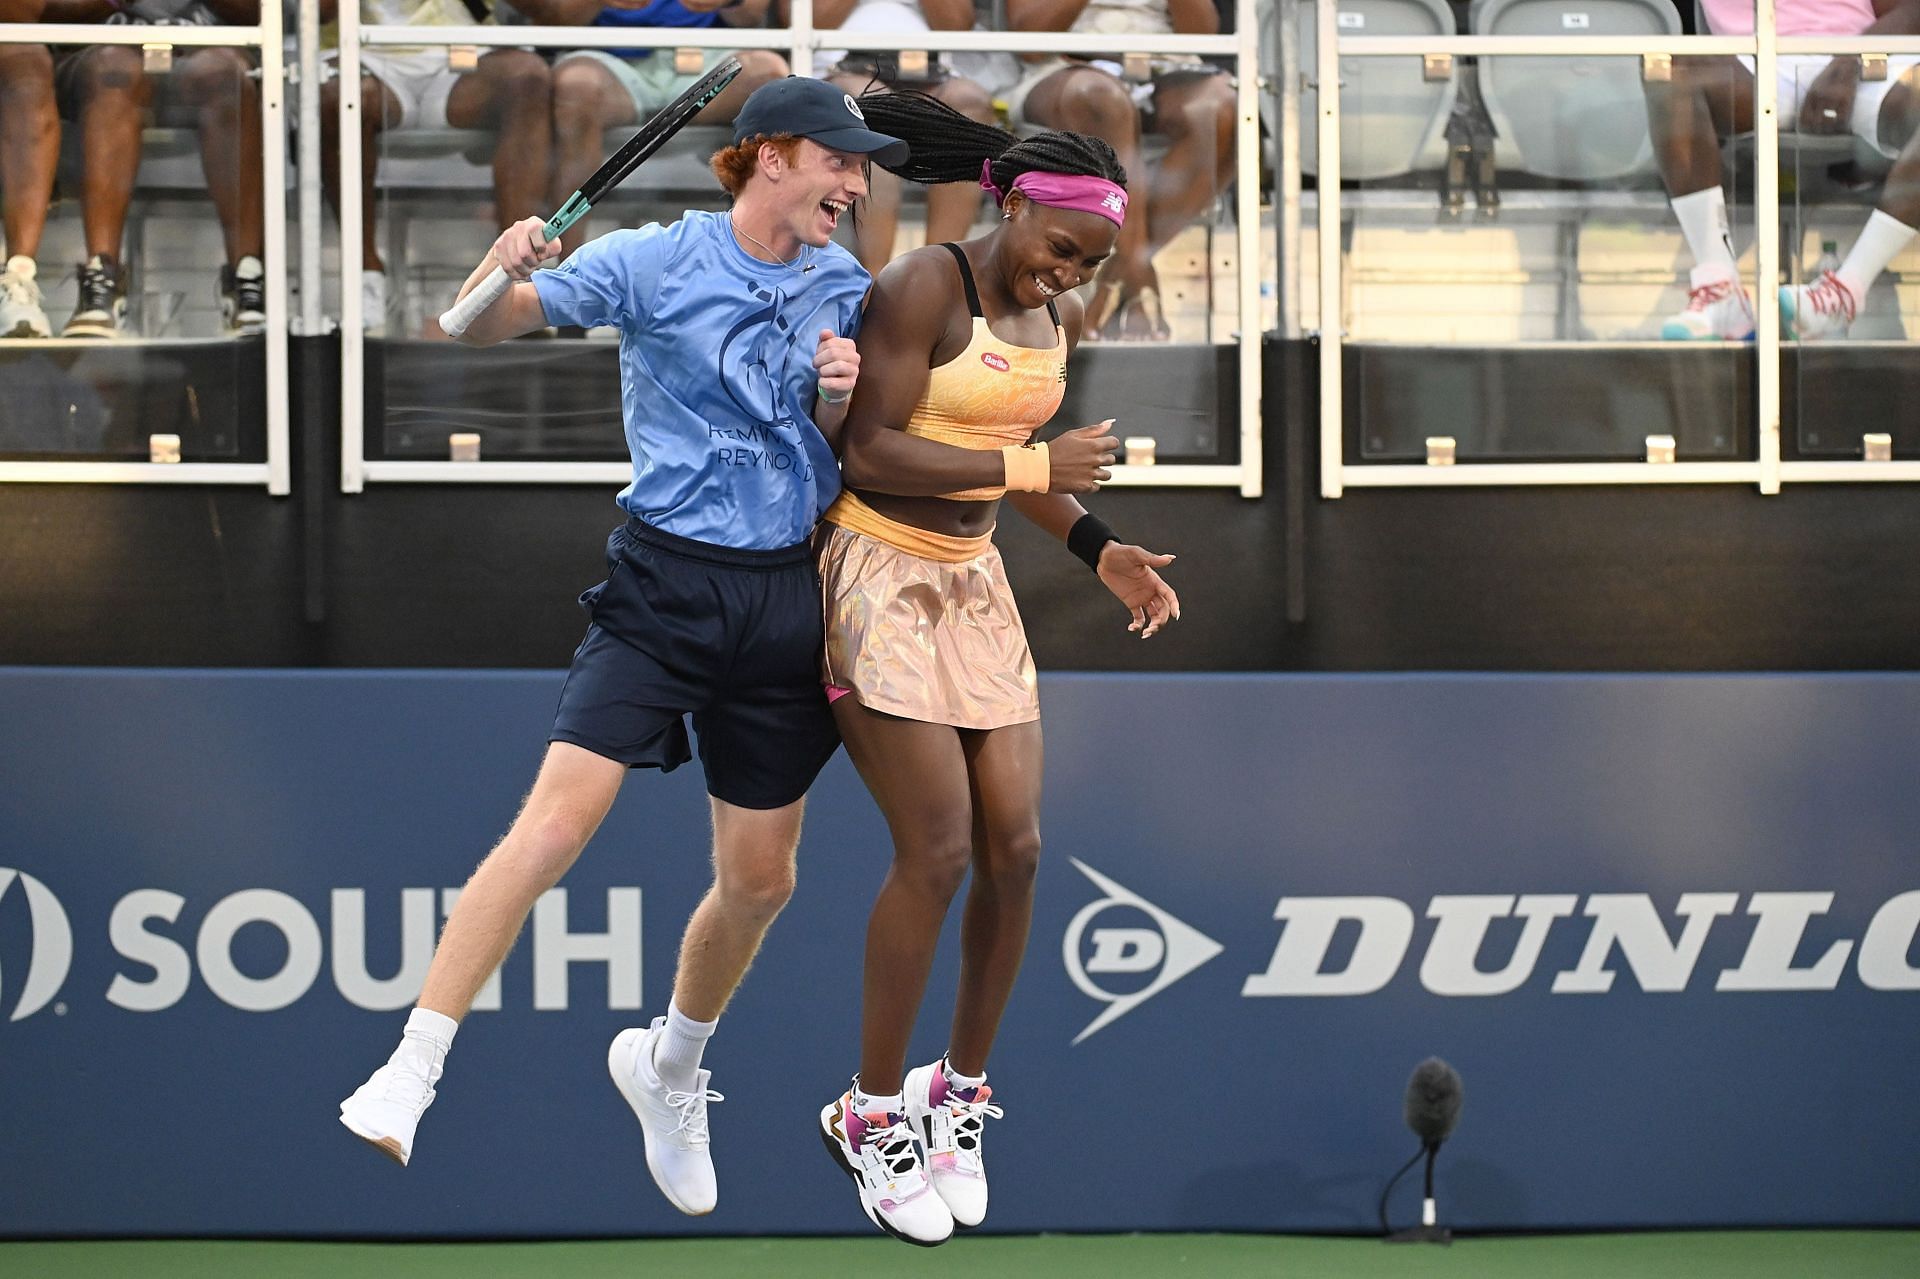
[439,55,745,338]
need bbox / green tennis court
[7,1232,1918,1278]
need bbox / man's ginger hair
[710,135,806,197]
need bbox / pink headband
[980,161,1129,228]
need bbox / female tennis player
[813,92,1182,1246]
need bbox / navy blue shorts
[550,519,840,810]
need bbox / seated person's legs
[1643,55,1756,340]
[1015,62,1160,340]
[552,48,785,258]
[171,46,266,333]
[1782,62,1920,338]
[54,43,152,338]
[822,65,995,272]
[826,68,903,273]
[1143,67,1232,251]
[0,42,58,339]
[320,57,411,333]
[551,54,641,260]
[447,50,553,240]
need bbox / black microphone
[1404,1057,1464,1148]
[1383,1057,1464,1245]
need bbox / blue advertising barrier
[1,669,1916,1238]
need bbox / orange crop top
[897,242,1067,503]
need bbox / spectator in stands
[547,0,789,259]
[782,0,1004,274]
[40,0,273,338]
[1649,0,1920,340]
[1003,0,1235,340]
[323,0,560,335]
[0,3,59,339]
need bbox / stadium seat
[1470,0,1680,182]
[1265,0,1460,181]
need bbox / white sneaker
[905,1059,1003,1229]
[819,1086,955,1246]
[1660,265,1755,340]
[0,255,51,338]
[608,1019,721,1215]
[339,1042,442,1166]
[1780,271,1857,340]
[361,268,389,337]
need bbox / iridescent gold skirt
[818,494,1039,731]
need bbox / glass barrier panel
[0,38,264,464]
[1340,52,1751,463]
[367,38,1244,467]
[1779,50,1920,460]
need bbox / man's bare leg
[339,742,625,1164]
[175,47,264,267]
[417,742,627,1017]
[0,44,58,262]
[0,43,58,338]
[605,794,805,1216]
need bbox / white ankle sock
[942,1060,987,1091]
[1672,187,1738,275]
[1837,209,1917,302]
[404,1006,457,1050]
[395,1007,456,1076]
[852,1082,905,1116]
[652,1001,715,1091]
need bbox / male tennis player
[336,78,910,1215]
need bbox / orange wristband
[1000,441,1051,494]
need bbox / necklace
[728,214,810,272]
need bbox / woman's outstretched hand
[1096,543,1181,637]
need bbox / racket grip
[440,265,512,339]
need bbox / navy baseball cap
[732,77,909,167]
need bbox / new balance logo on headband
[1101,191,1126,215]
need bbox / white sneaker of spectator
[1779,271,1857,341]
[221,255,267,334]
[1659,264,1755,341]
[0,255,51,338]
[362,268,391,337]
[63,254,126,339]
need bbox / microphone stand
[1385,1141,1452,1245]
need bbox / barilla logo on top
[1101,191,1126,216]
[843,93,864,120]
[981,352,1011,373]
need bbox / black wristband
[1068,513,1118,573]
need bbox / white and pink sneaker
[1661,265,1756,340]
[819,1086,954,1246]
[1780,271,1857,340]
[904,1059,1004,1228]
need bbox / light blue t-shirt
[531,211,869,550]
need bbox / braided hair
[852,90,1128,197]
